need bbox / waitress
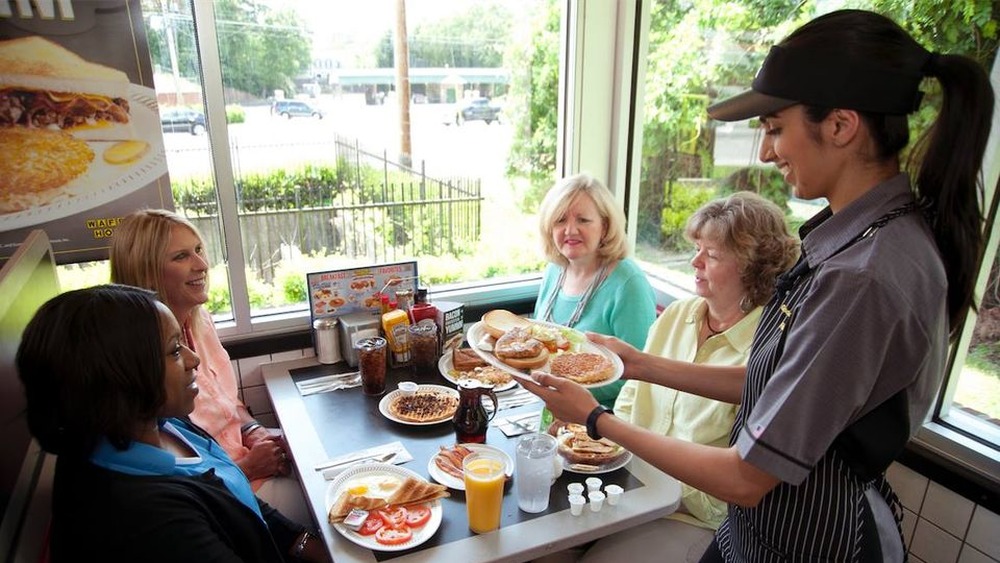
[534,173,656,409]
[519,10,993,561]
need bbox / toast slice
[386,477,449,506]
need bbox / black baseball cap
[707,45,928,122]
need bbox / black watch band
[586,405,612,440]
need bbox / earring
[739,294,754,313]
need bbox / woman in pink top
[110,209,310,525]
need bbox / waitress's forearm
[596,414,777,506]
[632,355,745,404]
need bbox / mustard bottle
[381,308,411,365]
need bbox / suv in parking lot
[446,97,502,125]
[160,107,206,135]
[271,99,324,119]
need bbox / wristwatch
[586,405,613,440]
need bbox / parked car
[159,107,206,135]
[446,97,502,125]
[271,99,324,119]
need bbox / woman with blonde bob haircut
[534,173,656,408]
[110,209,311,526]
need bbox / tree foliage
[375,1,513,68]
[505,0,560,211]
[142,0,311,99]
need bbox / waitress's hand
[586,332,640,381]
[517,370,598,426]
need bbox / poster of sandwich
[0,0,171,264]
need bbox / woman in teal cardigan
[534,173,656,409]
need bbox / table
[263,356,681,563]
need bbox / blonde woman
[534,173,656,408]
[110,209,311,526]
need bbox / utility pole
[394,0,412,168]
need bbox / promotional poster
[0,0,172,264]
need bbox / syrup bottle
[452,379,498,444]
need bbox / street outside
[162,93,512,190]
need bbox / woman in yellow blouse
[593,192,798,561]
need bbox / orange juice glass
[463,451,506,533]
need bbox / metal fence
[182,134,482,281]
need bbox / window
[163,0,562,333]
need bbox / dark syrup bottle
[452,379,498,443]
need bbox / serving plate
[560,450,633,475]
[438,352,518,393]
[426,443,514,490]
[326,463,443,552]
[466,320,624,389]
[378,384,459,426]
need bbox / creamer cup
[588,491,605,512]
[604,484,623,506]
[585,477,602,492]
[567,482,584,496]
[568,494,586,516]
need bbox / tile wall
[238,348,1000,563]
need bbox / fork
[314,450,397,471]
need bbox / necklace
[540,262,609,328]
[704,314,722,337]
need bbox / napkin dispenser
[338,311,381,368]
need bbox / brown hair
[685,192,799,310]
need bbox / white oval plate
[438,352,518,393]
[0,84,168,232]
[560,450,633,475]
[378,384,459,426]
[426,443,514,490]
[467,321,625,389]
[326,463,442,552]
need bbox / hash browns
[0,127,93,212]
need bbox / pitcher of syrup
[453,379,499,444]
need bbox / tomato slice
[357,513,384,536]
[375,525,413,545]
[377,506,408,528]
[405,504,431,528]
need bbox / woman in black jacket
[16,284,329,562]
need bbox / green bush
[660,184,716,251]
[226,105,246,124]
[717,167,790,212]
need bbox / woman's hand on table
[516,370,598,426]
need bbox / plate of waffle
[326,463,448,551]
[378,384,459,426]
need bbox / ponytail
[908,54,994,332]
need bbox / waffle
[549,352,615,384]
[388,391,458,423]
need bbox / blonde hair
[538,174,629,267]
[684,192,799,310]
[109,209,207,317]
